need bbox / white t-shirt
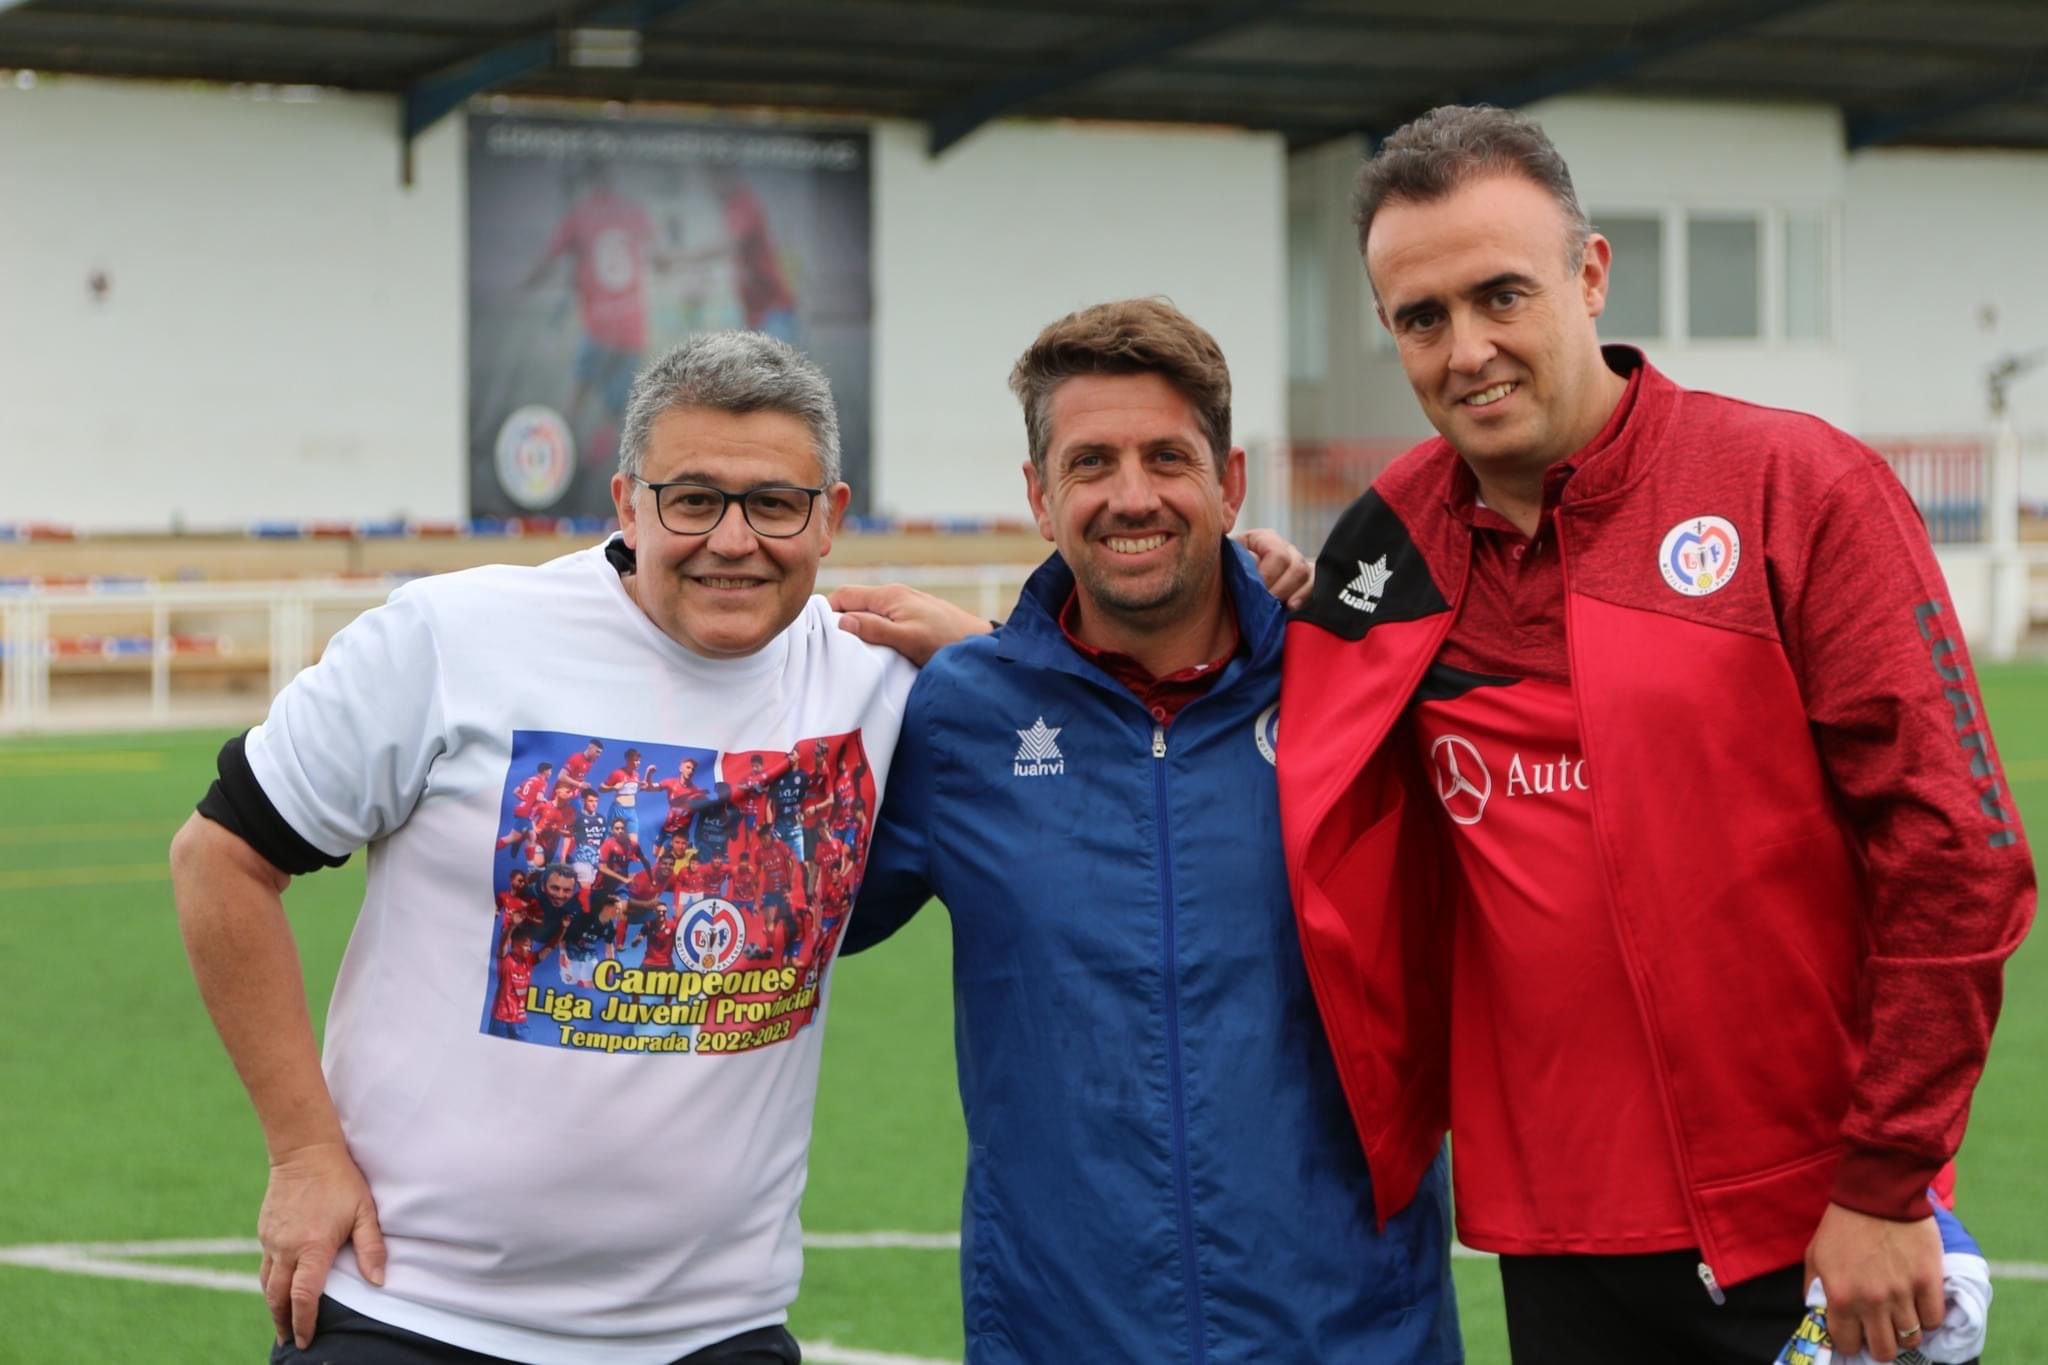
[243,542,915,1364]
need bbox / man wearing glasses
[169,332,987,1364]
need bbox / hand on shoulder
[828,583,992,667]
[1235,529,1314,609]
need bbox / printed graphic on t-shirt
[484,728,876,1055]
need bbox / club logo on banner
[495,405,575,509]
[1658,515,1741,597]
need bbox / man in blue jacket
[840,298,1461,1363]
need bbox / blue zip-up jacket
[847,544,1461,1364]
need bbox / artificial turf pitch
[3,663,2044,1363]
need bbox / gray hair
[618,331,841,485]
[1354,104,1591,282]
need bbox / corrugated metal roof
[2,0,2042,154]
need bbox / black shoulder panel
[1293,487,1451,641]
[1413,661,1521,703]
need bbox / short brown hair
[1009,298,1231,474]
[1354,104,1590,274]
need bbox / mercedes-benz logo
[1430,734,1492,825]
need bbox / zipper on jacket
[1553,514,1728,1288]
[1151,720,1207,1364]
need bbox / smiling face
[1367,173,1618,478]
[1024,371,1245,633]
[613,405,850,660]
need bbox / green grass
[2,664,2046,1364]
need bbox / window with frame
[1589,204,1831,345]
[1687,214,1763,340]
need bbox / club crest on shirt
[1254,703,1280,766]
[1658,516,1740,597]
[683,899,746,973]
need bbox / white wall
[0,77,465,529]
[17,80,2042,532]
[1843,148,2048,437]
[872,119,1288,522]
[0,83,1286,531]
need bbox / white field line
[0,1247,254,1293]
[807,1345,953,1365]
[0,1237,961,1365]
[7,1237,259,1257]
[1,1232,2041,1365]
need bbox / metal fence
[0,563,1039,734]
[1868,438,1987,543]
[1277,432,2048,552]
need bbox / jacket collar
[997,539,1286,687]
[1425,345,1676,517]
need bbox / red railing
[1285,435,1993,549]
[1865,439,1986,543]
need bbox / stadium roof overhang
[5,0,2046,175]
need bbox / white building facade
[2,79,2041,641]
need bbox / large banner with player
[467,112,873,519]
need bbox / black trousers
[1500,1252,1981,1365]
[269,1297,801,1365]
[1501,1252,1809,1365]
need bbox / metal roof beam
[1424,0,1832,129]
[1284,0,1830,150]
[399,0,703,146]
[922,0,1309,157]
[7,3,493,44]
[1847,56,2048,149]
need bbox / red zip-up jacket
[1278,352,2034,1287]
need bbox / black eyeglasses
[631,476,825,538]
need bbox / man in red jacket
[1278,104,2033,1365]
